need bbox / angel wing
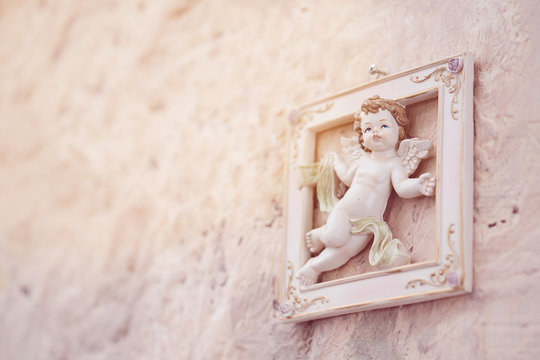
[397,138,432,176]
[340,136,366,165]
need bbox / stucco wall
[1,0,539,359]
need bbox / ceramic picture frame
[280,53,473,322]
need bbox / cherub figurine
[297,95,435,286]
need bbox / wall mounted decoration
[280,53,473,321]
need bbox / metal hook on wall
[369,64,390,79]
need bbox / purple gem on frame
[447,271,460,287]
[288,109,301,124]
[279,303,294,318]
[448,57,463,73]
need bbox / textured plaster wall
[0,0,539,359]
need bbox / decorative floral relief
[405,224,460,289]
[278,261,329,318]
[289,102,334,166]
[410,58,462,120]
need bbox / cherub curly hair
[353,95,410,152]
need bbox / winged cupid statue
[296,96,435,286]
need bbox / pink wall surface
[0,0,539,358]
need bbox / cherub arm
[333,154,358,187]
[391,161,435,198]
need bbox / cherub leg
[311,233,371,273]
[305,209,350,254]
[296,257,320,286]
[319,209,351,248]
[298,226,371,286]
[305,228,324,254]
[297,233,371,286]
[296,258,320,286]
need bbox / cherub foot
[296,259,320,286]
[306,229,324,254]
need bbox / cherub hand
[418,173,435,196]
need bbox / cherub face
[360,109,400,152]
